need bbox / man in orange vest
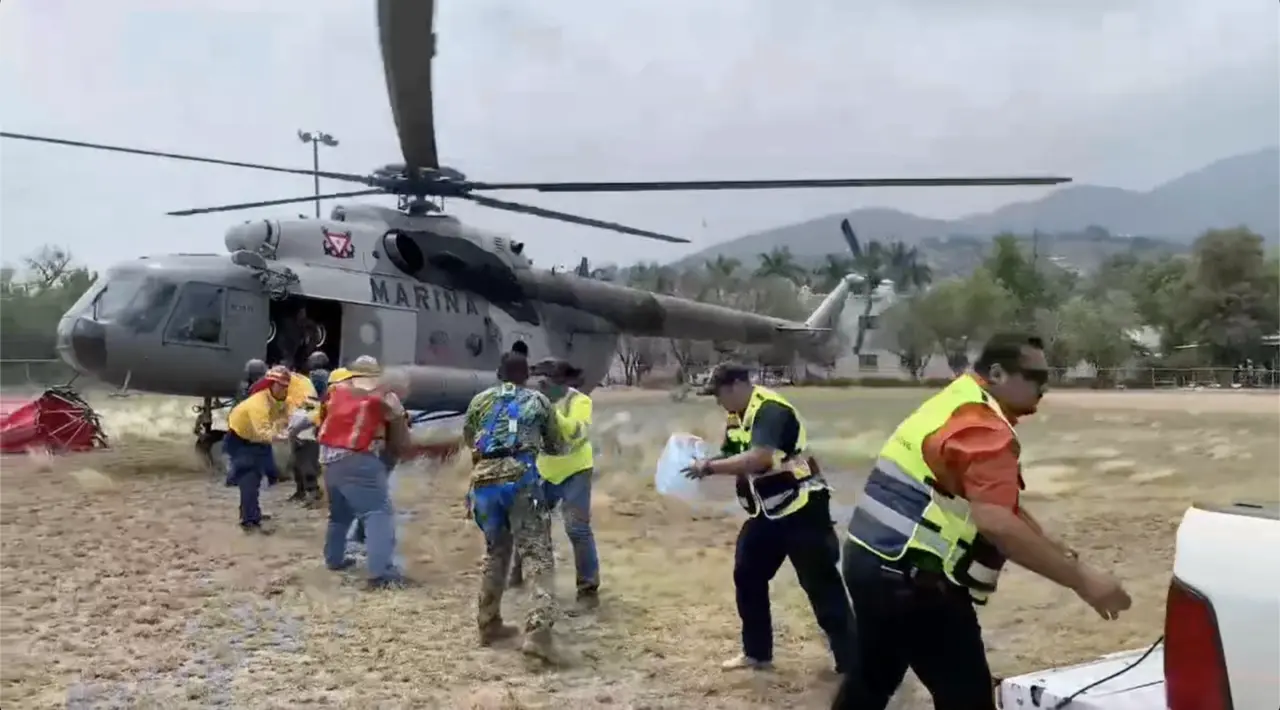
[316,356,413,590]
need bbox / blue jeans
[543,469,600,592]
[323,453,398,580]
[224,439,279,486]
[225,433,274,526]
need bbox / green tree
[877,294,936,379]
[811,253,856,293]
[704,255,743,302]
[1057,291,1142,379]
[754,246,807,285]
[885,241,933,292]
[984,233,1048,326]
[1172,228,1280,365]
[0,248,96,362]
[912,268,1015,372]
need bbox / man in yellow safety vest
[685,363,859,677]
[833,333,1132,710]
[510,359,599,608]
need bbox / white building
[814,280,974,380]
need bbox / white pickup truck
[998,501,1280,710]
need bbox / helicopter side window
[122,278,178,333]
[165,283,226,346]
[91,278,142,321]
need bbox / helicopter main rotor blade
[461,194,690,244]
[471,176,1072,193]
[167,190,384,216]
[377,0,440,171]
[0,132,373,184]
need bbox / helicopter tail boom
[518,269,837,346]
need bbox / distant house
[804,280,970,380]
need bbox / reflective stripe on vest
[722,386,826,519]
[846,374,1012,602]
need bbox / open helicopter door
[339,303,417,367]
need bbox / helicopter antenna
[0,0,1073,245]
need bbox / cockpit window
[165,283,226,346]
[122,278,178,334]
[91,277,142,321]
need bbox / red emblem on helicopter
[322,227,355,259]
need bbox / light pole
[297,130,339,218]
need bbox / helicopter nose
[57,317,108,375]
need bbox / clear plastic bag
[653,433,736,507]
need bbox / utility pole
[296,130,339,218]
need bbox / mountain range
[676,147,1278,275]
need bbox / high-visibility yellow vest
[721,386,826,519]
[538,389,593,484]
[845,374,1017,604]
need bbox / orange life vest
[317,384,385,452]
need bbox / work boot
[287,491,306,502]
[478,620,519,647]
[240,522,274,536]
[327,558,357,572]
[720,654,772,672]
[520,628,562,665]
[366,575,418,591]
[576,588,600,611]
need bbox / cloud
[2,0,1276,272]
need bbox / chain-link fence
[1051,367,1280,390]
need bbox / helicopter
[1,0,1070,457]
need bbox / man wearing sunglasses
[833,333,1131,710]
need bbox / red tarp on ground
[0,388,107,454]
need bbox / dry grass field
[1,387,1277,708]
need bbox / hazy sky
[2,0,1276,273]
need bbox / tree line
[601,226,1280,385]
[3,228,1277,388]
[1,247,97,360]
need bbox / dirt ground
[1,387,1277,708]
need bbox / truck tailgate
[998,646,1164,709]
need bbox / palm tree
[885,241,933,292]
[626,262,677,294]
[842,219,889,357]
[754,246,807,285]
[704,255,742,303]
[705,255,741,282]
[811,253,856,293]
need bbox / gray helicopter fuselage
[55,204,622,411]
[56,201,851,413]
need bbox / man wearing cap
[224,359,280,487]
[509,358,600,608]
[464,351,569,662]
[225,365,295,533]
[316,356,413,589]
[685,363,859,677]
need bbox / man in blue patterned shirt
[463,352,567,663]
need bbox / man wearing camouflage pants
[463,352,569,663]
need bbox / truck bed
[998,646,1165,709]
